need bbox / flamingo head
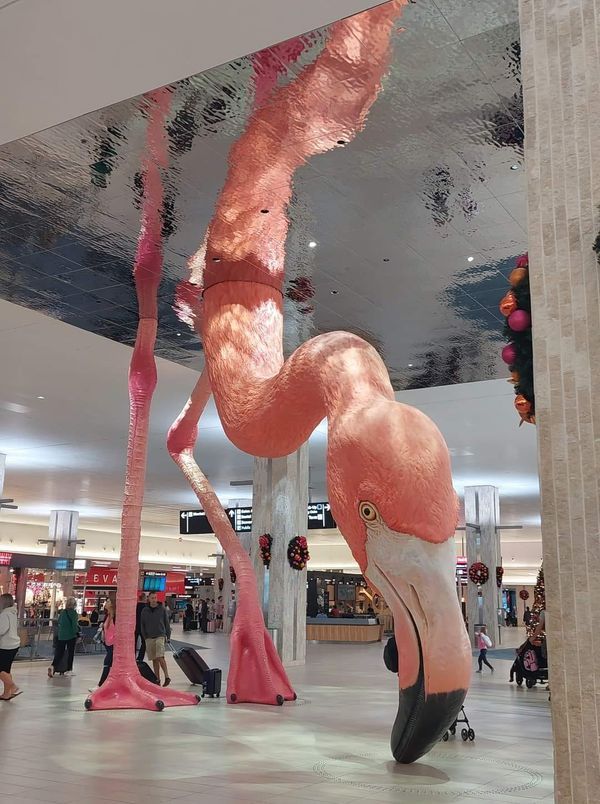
[327,398,471,763]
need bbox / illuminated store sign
[0,552,12,566]
[181,501,337,535]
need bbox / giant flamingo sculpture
[85,88,199,711]
[171,0,471,762]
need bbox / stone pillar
[267,444,309,666]
[251,457,272,618]
[520,2,600,800]
[464,486,501,647]
[47,510,79,598]
[0,454,8,593]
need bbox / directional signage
[307,502,336,530]
[180,501,338,535]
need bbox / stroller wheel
[526,677,535,689]
[516,675,523,687]
[442,732,449,742]
[468,729,475,741]
[461,728,469,741]
[450,726,456,735]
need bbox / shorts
[145,636,166,661]
[0,647,19,674]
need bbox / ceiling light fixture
[510,163,520,171]
[37,395,45,400]
[467,256,474,262]
[408,363,413,367]
[176,332,181,337]
[308,241,317,248]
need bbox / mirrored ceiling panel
[0,0,523,388]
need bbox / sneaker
[475,669,482,673]
[163,677,171,687]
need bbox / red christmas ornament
[501,343,517,364]
[508,309,531,332]
[519,589,529,601]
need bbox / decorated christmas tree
[528,563,545,636]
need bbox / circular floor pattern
[313,749,543,799]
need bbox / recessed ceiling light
[467,256,474,262]
[37,395,45,400]
[308,241,317,249]
[407,363,413,368]
[510,164,520,171]
[176,332,181,337]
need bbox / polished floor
[1,626,554,803]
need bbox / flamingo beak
[365,528,472,763]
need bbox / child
[475,626,494,673]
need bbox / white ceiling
[0,0,384,146]
[0,298,540,579]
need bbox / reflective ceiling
[0,0,523,389]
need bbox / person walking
[475,626,494,673]
[200,598,209,633]
[98,599,116,687]
[135,593,147,662]
[0,593,22,700]
[140,592,171,687]
[183,602,194,632]
[48,597,79,677]
[523,606,532,628]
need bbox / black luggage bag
[173,646,210,685]
[138,660,160,685]
[202,668,222,698]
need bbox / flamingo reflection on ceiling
[170,0,471,763]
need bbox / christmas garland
[259,533,273,568]
[287,536,310,571]
[499,254,536,425]
[496,566,504,588]
[468,561,489,585]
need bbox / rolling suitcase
[138,660,160,685]
[202,668,222,698]
[207,620,216,633]
[172,645,209,685]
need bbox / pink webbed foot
[227,623,296,706]
[85,668,200,711]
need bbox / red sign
[83,568,118,587]
[165,572,186,596]
[0,552,12,566]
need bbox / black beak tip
[391,686,467,764]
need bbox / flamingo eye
[359,502,378,522]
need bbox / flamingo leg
[168,371,295,705]
[86,88,198,711]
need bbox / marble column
[464,486,501,647]
[251,457,272,618]
[519,1,600,800]
[267,444,309,666]
[47,510,79,598]
[0,454,8,593]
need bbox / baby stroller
[441,706,475,742]
[510,637,548,688]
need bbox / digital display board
[143,573,166,592]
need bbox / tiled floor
[1,627,554,803]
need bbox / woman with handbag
[48,597,79,678]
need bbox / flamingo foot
[85,669,200,711]
[227,623,296,705]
